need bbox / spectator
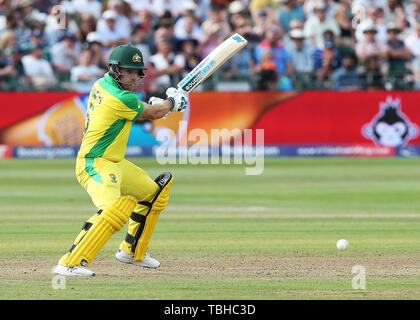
[21,43,56,90]
[285,28,314,74]
[404,22,420,58]
[149,38,185,92]
[0,45,26,90]
[72,0,102,20]
[97,10,129,49]
[254,25,293,84]
[50,32,80,82]
[359,54,385,90]
[70,48,105,92]
[277,0,306,33]
[355,22,388,63]
[406,2,420,28]
[97,0,131,39]
[177,38,201,76]
[355,5,387,43]
[228,3,254,40]
[303,1,340,47]
[200,4,230,58]
[331,54,362,90]
[313,38,342,86]
[86,32,107,69]
[131,23,153,63]
[174,12,204,42]
[251,9,272,41]
[333,0,353,41]
[385,21,412,86]
[0,29,17,51]
[384,0,405,23]
[255,49,278,91]
[77,14,97,44]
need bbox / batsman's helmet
[108,44,147,89]
[108,44,147,75]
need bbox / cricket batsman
[54,44,187,277]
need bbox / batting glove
[166,87,188,112]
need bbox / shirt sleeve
[113,92,145,121]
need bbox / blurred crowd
[0,0,420,94]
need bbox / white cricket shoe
[54,264,96,277]
[115,248,161,269]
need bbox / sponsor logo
[232,35,245,42]
[362,96,419,147]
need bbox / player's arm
[140,100,172,120]
[139,88,188,120]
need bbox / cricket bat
[177,33,248,93]
[162,33,247,119]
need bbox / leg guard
[124,172,173,262]
[62,195,137,267]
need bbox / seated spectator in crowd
[70,48,105,92]
[174,12,204,42]
[404,22,420,58]
[359,54,385,90]
[303,1,340,47]
[72,0,102,20]
[152,12,177,53]
[333,0,353,41]
[0,45,27,90]
[149,38,185,92]
[228,3,254,42]
[355,22,388,63]
[285,28,314,74]
[255,50,278,91]
[50,32,80,82]
[355,5,387,43]
[86,32,106,70]
[386,22,412,75]
[77,14,97,44]
[177,38,201,77]
[21,43,56,90]
[331,53,361,90]
[96,0,131,39]
[277,0,306,33]
[200,4,230,58]
[254,24,293,87]
[131,23,153,64]
[406,2,420,28]
[97,10,128,50]
[313,38,342,86]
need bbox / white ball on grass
[336,239,349,251]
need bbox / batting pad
[133,173,173,262]
[64,195,137,267]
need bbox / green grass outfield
[0,157,419,299]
